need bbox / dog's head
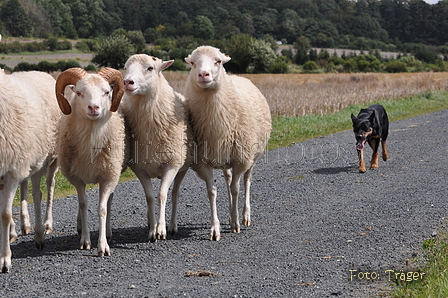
[351,110,375,150]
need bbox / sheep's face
[71,75,113,120]
[124,54,174,95]
[185,46,231,89]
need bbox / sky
[424,0,439,3]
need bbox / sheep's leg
[44,159,58,234]
[168,168,188,236]
[106,192,113,241]
[242,166,254,227]
[222,169,232,224]
[31,171,45,251]
[194,165,220,241]
[19,179,31,236]
[156,167,178,240]
[0,175,20,273]
[230,170,243,233]
[97,182,115,257]
[73,180,90,250]
[133,170,156,242]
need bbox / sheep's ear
[184,55,191,64]
[222,55,231,64]
[161,60,174,71]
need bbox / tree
[1,0,33,37]
[91,35,132,69]
[191,15,214,40]
[127,30,146,53]
[294,36,311,65]
[224,34,254,73]
[250,38,277,73]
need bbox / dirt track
[1,109,447,297]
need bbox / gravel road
[2,109,448,297]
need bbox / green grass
[269,90,448,150]
[391,232,448,297]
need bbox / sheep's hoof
[242,219,251,226]
[44,224,53,235]
[98,251,111,257]
[157,234,166,240]
[231,227,240,233]
[148,235,157,243]
[9,233,17,244]
[210,232,221,241]
[21,226,31,235]
[1,263,10,274]
[80,243,91,250]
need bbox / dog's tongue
[356,140,366,150]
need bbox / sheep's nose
[198,71,210,78]
[124,79,134,86]
[88,105,100,113]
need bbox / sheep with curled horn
[55,67,126,257]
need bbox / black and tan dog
[351,104,389,173]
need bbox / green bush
[169,59,186,71]
[385,61,407,73]
[84,64,97,72]
[13,60,81,73]
[303,61,318,72]
[269,61,289,73]
[37,61,58,72]
[92,35,133,69]
[57,40,72,51]
[75,41,90,52]
[343,59,357,72]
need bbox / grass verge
[269,90,448,150]
[391,232,448,297]
[17,90,448,204]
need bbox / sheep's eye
[216,60,222,65]
[190,62,195,66]
[104,91,110,96]
[76,91,82,96]
[147,66,154,71]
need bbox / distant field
[166,71,448,117]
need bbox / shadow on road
[313,166,354,175]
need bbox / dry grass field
[165,72,448,117]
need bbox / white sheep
[121,54,192,242]
[55,67,125,256]
[184,46,271,241]
[0,70,60,273]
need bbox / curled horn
[97,67,124,112]
[55,68,88,115]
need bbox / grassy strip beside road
[269,90,448,150]
[392,232,448,297]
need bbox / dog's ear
[351,113,357,123]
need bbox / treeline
[1,0,448,49]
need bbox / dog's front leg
[358,149,366,173]
[369,139,380,169]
